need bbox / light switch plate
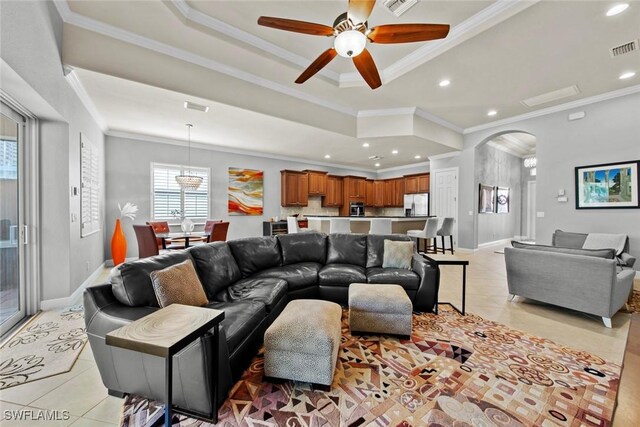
[536,212,545,218]
[557,196,568,202]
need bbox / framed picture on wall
[575,160,640,209]
[496,186,510,214]
[228,168,264,215]
[478,184,495,214]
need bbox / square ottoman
[264,299,342,386]
[349,283,413,336]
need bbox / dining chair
[329,218,351,234]
[437,217,455,254]
[208,221,230,242]
[369,218,392,235]
[407,217,439,254]
[133,225,160,258]
[146,221,183,249]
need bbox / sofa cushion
[214,277,287,313]
[318,264,367,286]
[188,242,241,299]
[206,300,265,353]
[382,240,414,270]
[511,241,615,259]
[252,262,321,290]
[366,267,420,291]
[110,251,192,307]
[150,259,209,308]
[366,234,412,268]
[326,234,367,267]
[552,230,587,249]
[583,233,627,256]
[276,233,327,265]
[228,237,282,278]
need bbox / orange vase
[111,218,127,266]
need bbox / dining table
[155,231,207,249]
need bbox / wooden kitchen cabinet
[384,178,405,207]
[344,176,367,198]
[404,173,430,194]
[322,175,343,207]
[281,170,308,207]
[418,174,430,193]
[373,181,385,207]
[365,180,375,206]
[304,170,328,196]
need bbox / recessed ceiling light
[487,110,497,116]
[362,142,370,148]
[619,71,636,79]
[606,3,629,16]
[375,163,381,167]
[392,149,398,154]
[439,79,450,87]
[324,154,331,159]
[414,155,421,159]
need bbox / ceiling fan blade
[295,48,338,84]
[347,0,376,25]
[368,24,450,44]
[352,48,382,89]
[257,16,335,36]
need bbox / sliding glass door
[0,103,25,334]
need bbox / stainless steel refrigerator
[404,193,429,216]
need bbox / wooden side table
[106,304,224,426]
[423,254,470,315]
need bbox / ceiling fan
[257,0,450,90]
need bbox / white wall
[458,93,640,267]
[1,1,106,300]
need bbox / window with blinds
[81,134,100,237]
[151,163,209,220]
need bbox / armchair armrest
[620,253,636,268]
[411,254,439,313]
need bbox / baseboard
[40,261,106,310]
[104,257,136,268]
[456,247,477,253]
[477,237,518,249]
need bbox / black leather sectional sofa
[84,233,438,416]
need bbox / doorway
[432,167,458,249]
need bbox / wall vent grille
[610,40,638,57]
[382,0,419,17]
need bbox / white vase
[181,218,194,233]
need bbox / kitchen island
[305,216,431,234]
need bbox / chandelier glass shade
[523,156,537,168]
[176,124,203,191]
[334,30,367,58]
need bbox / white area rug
[0,305,87,389]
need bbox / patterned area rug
[120,307,621,426]
[0,305,87,389]
[627,289,640,314]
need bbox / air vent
[381,0,419,17]
[369,155,383,160]
[521,85,580,107]
[610,40,638,57]
[184,101,209,112]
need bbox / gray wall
[1,1,106,300]
[376,163,430,180]
[105,135,377,258]
[475,144,523,244]
[458,93,640,269]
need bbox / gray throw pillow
[511,241,615,259]
[382,240,414,270]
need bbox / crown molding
[64,68,107,131]
[52,1,357,117]
[463,84,640,134]
[340,0,539,87]
[415,108,464,133]
[500,133,536,155]
[105,129,378,173]
[376,161,430,174]
[486,140,526,158]
[169,0,340,83]
[428,151,461,161]
[357,107,416,117]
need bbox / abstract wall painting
[496,187,510,214]
[228,168,264,215]
[478,184,495,214]
[575,161,639,209]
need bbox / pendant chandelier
[175,123,203,191]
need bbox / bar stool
[330,218,351,233]
[287,217,313,234]
[437,217,455,254]
[407,217,439,254]
[369,218,392,235]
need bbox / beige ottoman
[349,283,413,336]
[264,299,342,386]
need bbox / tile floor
[0,243,637,426]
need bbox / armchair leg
[441,236,445,254]
[508,294,516,301]
[602,317,612,328]
[449,235,455,254]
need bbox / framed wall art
[496,186,510,214]
[228,168,264,215]
[575,160,639,209]
[478,183,495,214]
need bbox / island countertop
[304,216,432,221]
[305,216,430,234]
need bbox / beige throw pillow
[382,240,414,270]
[150,259,209,308]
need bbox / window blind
[151,163,209,220]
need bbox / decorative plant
[170,209,185,220]
[118,202,138,221]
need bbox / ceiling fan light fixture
[334,30,367,58]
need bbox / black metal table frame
[423,254,469,316]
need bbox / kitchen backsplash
[281,197,405,218]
